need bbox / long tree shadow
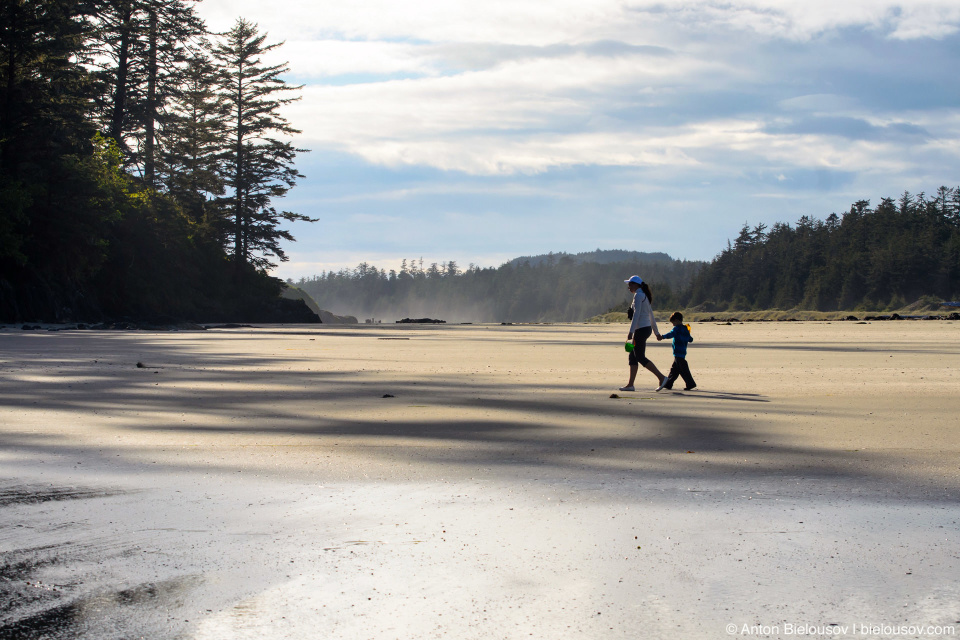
[1,330,957,501]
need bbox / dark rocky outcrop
[396,318,446,324]
[281,285,356,324]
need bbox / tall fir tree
[1,0,95,271]
[211,17,312,271]
[158,42,226,229]
[89,0,205,180]
[0,0,93,177]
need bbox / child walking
[656,311,697,391]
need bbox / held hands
[656,334,664,341]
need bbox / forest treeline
[293,252,704,323]
[685,188,960,311]
[296,188,960,322]
[0,0,313,322]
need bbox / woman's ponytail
[639,282,653,305]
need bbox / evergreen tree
[158,43,226,229]
[1,0,98,278]
[0,0,93,176]
[89,0,205,179]
[211,18,312,271]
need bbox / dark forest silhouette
[685,190,960,312]
[1,1,313,323]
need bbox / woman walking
[620,275,666,392]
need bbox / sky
[196,0,960,279]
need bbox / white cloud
[627,1,960,41]
[312,182,564,204]
[277,40,433,78]
[879,3,960,39]
[199,0,632,46]
[343,133,700,175]
[291,77,953,175]
[281,50,729,173]
[201,0,960,44]
[200,0,960,178]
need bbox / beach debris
[382,394,395,398]
[136,362,146,368]
[609,393,619,398]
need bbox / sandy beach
[1,321,959,639]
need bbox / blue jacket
[662,324,693,357]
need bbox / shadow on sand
[0,329,954,499]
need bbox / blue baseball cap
[624,275,643,285]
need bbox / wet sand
[1,321,959,639]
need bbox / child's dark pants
[663,356,696,390]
